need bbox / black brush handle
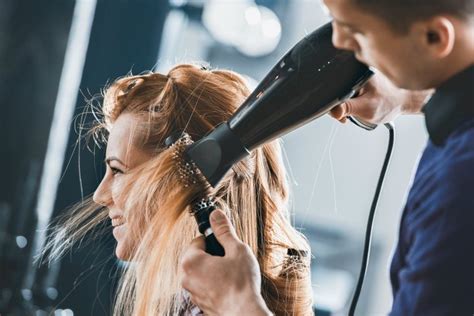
[205,231,225,257]
[193,201,225,257]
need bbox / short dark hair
[352,0,474,33]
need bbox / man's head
[322,0,474,89]
[351,0,474,34]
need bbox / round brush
[166,133,225,257]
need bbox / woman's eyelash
[110,167,123,175]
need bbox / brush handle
[193,201,225,257]
[205,231,225,257]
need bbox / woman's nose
[93,177,112,206]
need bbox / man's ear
[423,16,456,59]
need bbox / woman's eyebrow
[105,156,126,167]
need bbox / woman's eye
[110,167,123,175]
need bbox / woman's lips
[112,222,126,241]
[111,215,126,241]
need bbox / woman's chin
[115,242,131,261]
[113,224,131,260]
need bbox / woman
[46,64,313,315]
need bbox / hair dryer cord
[349,122,395,316]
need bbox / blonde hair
[45,64,313,315]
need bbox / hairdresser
[180,0,474,314]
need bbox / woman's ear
[423,16,456,59]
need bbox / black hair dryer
[186,22,375,187]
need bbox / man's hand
[330,72,433,124]
[180,209,272,316]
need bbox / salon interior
[1,0,428,315]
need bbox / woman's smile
[111,216,126,227]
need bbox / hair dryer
[184,22,374,186]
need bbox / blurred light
[63,309,74,316]
[235,5,281,57]
[203,0,281,57]
[34,0,96,259]
[245,6,261,25]
[156,9,190,73]
[16,235,27,248]
[47,287,59,300]
[202,0,252,46]
[21,289,32,301]
[169,0,188,6]
[262,16,281,39]
[54,309,74,316]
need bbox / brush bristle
[169,133,211,194]
[192,197,215,213]
[170,133,196,188]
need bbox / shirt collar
[422,64,474,146]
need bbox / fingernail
[211,210,225,223]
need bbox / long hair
[44,64,313,315]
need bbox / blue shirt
[390,64,474,315]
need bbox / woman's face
[93,113,152,260]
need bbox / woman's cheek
[111,178,128,209]
[110,178,135,260]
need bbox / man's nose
[332,23,357,52]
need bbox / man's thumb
[210,209,240,250]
